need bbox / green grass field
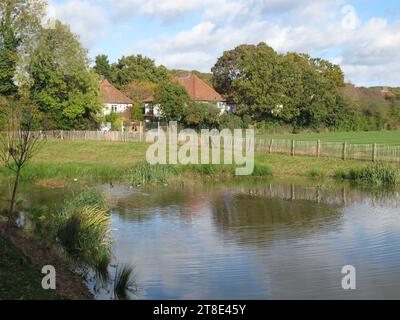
[256,130,400,146]
[0,140,381,184]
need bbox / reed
[335,162,398,186]
[57,189,112,269]
[113,264,137,300]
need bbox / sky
[47,0,400,87]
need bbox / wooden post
[372,143,377,162]
[317,139,321,158]
[291,140,295,156]
[269,139,274,154]
[342,141,347,160]
[60,130,64,140]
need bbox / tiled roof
[173,73,225,102]
[100,79,133,104]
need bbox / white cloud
[48,0,110,47]
[46,0,400,86]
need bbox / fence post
[291,140,295,156]
[269,139,274,154]
[342,142,347,160]
[317,139,321,158]
[372,143,377,162]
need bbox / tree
[94,54,112,80]
[111,54,170,88]
[212,42,346,129]
[0,102,44,219]
[0,0,47,93]
[28,21,103,129]
[154,82,190,122]
[122,80,157,104]
[0,6,20,96]
[184,103,220,129]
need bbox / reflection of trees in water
[210,183,400,246]
[211,189,343,246]
[111,185,208,222]
[104,182,400,225]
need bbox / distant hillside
[369,86,400,99]
[340,84,399,103]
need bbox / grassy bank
[0,232,61,300]
[0,140,398,185]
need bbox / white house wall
[103,103,132,116]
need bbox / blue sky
[48,0,400,87]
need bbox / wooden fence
[39,130,400,163]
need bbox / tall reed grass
[335,162,398,186]
[57,189,112,269]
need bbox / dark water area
[2,180,400,299]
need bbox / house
[143,95,163,121]
[143,73,234,121]
[100,79,133,116]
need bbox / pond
[3,180,400,299]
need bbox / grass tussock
[129,161,178,185]
[335,162,398,186]
[57,189,111,268]
[113,264,137,300]
[306,169,325,180]
[251,164,273,177]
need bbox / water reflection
[2,179,400,299]
[102,182,400,300]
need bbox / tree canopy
[0,0,47,96]
[154,82,190,122]
[212,42,345,129]
[28,21,103,129]
[94,54,171,88]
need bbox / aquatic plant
[58,206,111,264]
[307,169,325,180]
[113,264,137,300]
[129,161,177,185]
[251,165,273,177]
[60,188,108,217]
[335,163,398,186]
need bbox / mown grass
[256,130,400,146]
[0,140,397,185]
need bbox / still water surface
[9,181,400,299]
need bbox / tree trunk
[8,166,21,216]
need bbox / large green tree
[154,82,189,122]
[94,54,112,80]
[28,21,103,129]
[0,0,46,96]
[212,42,345,128]
[111,54,170,88]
